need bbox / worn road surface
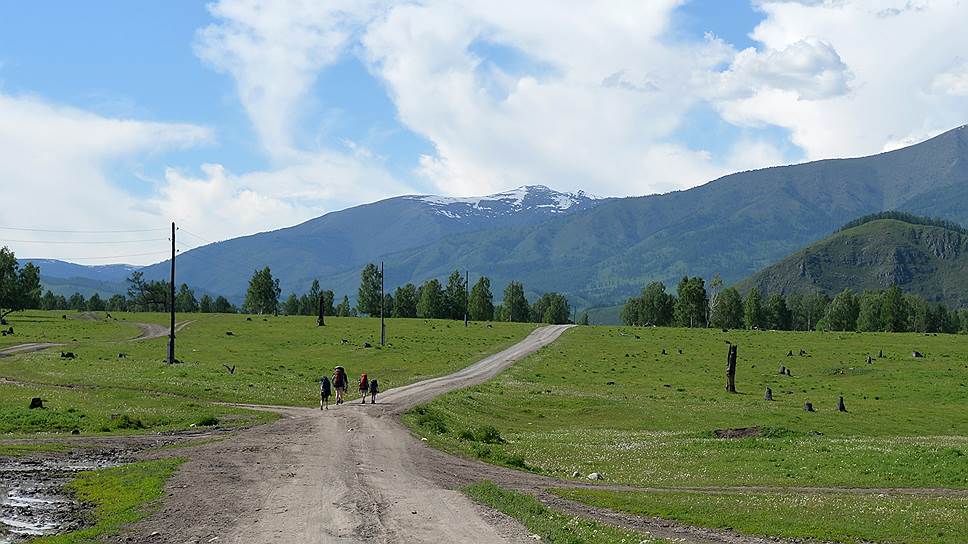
[126,325,572,544]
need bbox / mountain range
[22,124,968,317]
[737,216,968,308]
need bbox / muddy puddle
[0,450,126,543]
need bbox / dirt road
[0,320,194,359]
[125,325,571,544]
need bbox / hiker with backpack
[368,377,379,404]
[358,372,369,404]
[319,375,331,410]
[332,366,347,405]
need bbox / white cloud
[0,92,412,265]
[195,0,384,160]
[151,151,414,245]
[0,93,213,264]
[717,0,968,160]
[712,37,851,100]
[359,0,857,197]
[930,60,968,97]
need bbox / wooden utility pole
[464,270,469,327]
[725,344,737,393]
[380,261,386,345]
[167,222,176,364]
[317,293,325,326]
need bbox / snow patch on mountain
[406,185,601,219]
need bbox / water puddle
[0,454,120,542]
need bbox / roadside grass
[0,310,150,349]
[0,382,274,435]
[30,458,183,544]
[407,326,968,489]
[0,312,535,406]
[465,481,662,544]
[555,488,968,544]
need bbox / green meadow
[0,310,535,435]
[407,325,968,543]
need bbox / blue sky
[0,0,770,190]
[2,1,968,262]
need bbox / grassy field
[466,481,661,544]
[0,382,271,436]
[0,311,161,349]
[31,458,183,544]
[557,488,967,544]
[0,311,534,435]
[407,325,968,542]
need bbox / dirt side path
[0,342,64,357]
[0,320,195,358]
[119,325,571,544]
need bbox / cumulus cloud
[195,0,384,160]
[712,37,851,100]
[0,93,212,263]
[361,0,743,196]
[930,60,968,97]
[717,0,968,160]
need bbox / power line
[1,238,169,244]
[0,226,167,233]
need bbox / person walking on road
[368,377,379,404]
[319,375,331,410]
[358,372,369,404]
[332,366,347,405]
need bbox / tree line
[4,244,574,324]
[622,276,968,334]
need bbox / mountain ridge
[735,217,968,308]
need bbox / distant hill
[139,185,605,301]
[357,124,968,309]
[16,258,138,298]
[29,124,968,310]
[17,259,139,282]
[736,216,968,308]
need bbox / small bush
[195,416,220,427]
[457,429,475,441]
[476,425,505,444]
[114,414,146,430]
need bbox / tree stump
[787,350,793,357]
[878,349,883,358]
[764,387,773,401]
[725,344,737,393]
[784,367,792,376]
[317,294,326,326]
[838,396,847,412]
[778,365,786,375]
[912,351,924,358]
[866,355,873,364]
[29,397,44,409]
[804,402,814,412]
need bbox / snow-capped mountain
[137,184,609,300]
[406,185,602,221]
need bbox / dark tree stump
[778,365,786,375]
[29,397,44,409]
[764,387,773,401]
[912,351,924,358]
[878,349,883,358]
[784,367,792,376]
[725,344,737,393]
[804,402,814,412]
[787,350,794,357]
[317,294,326,326]
[866,355,873,364]
[838,396,847,412]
